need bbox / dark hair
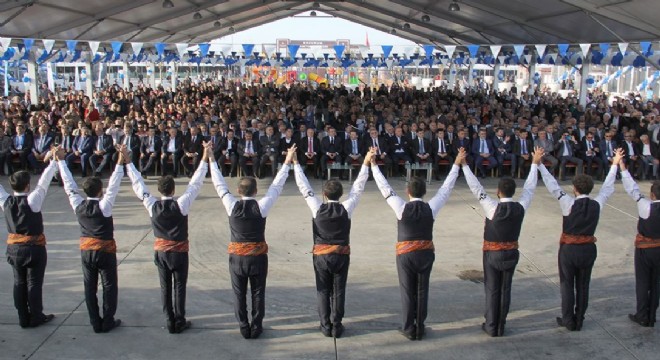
[323,179,343,201]
[519,129,528,135]
[407,177,427,198]
[238,177,257,197]
[651,181,660,199]
[158,175,175,196]
[82,177,103,197]
[497,178,516,198]
[9,171,30,192]
[572,174,594,195]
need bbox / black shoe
[556,317,576,331]
[30,314,54,328]
[320,326,332,337]
[628,314,650,327]
[94,172,102,178]
[167,319,175,334]
[575,319,583,331]
[175,320,191,334]
[481,323,497,337]
[102,319,121,333]
[240,325,251,339]
[398,328,416,341]
[19,315,31,329]
[92,322,103,333]
[416,325,425,340]
[332,323,344,338]
[250,325,263,339]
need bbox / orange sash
[396,240,435,255]
[312,244,351,255]
[483,240,519,251]
[635,234,660,249]
[80,237,117,253]
[7,233,46,246]
[154,238,190,252]
[559,233,597,245]
[227,242,268,256]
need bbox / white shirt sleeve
[258,164,290,218]
[593,165,618,210]
[125,163,157,217]
[210,161,238,216]
[27,160,58,212]
[177,162,208,216]
[462,163,498,219]
[0,184,9,210]
[57,161,85,211]
[621,169,651,219]
[539,164,574,216]
[294,164,322,218]
[371,164,406,220]
[428,164,460,219]
[342,164,370,218]
[99,165,124,217]
[518,164,539,211]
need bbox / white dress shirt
[621,169,659,219]
[58,161,124,217]
[0,161,58,212]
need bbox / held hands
[202,141,212,162]
[284,144,297,164]
[363,147,377,165]
[612,148,625,166]
[531,146,545,165]
[455,147,467,165]
[369,146,378,166]
[116,145,128,164]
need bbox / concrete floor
[0,170,657,360]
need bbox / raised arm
[26,153,58,212]
[125,162,157,217]
[209,146,238,216]
[618,151,650,218]
[177,143,210,216]
[0,184,9,210]
[57,157,85,211]
[371,154,406,220]
[98,162,125,217]
[342,148,375,218]
[593,149,624,210]
[462,162,498,219]
[258,145,296,217]
[293,162,322,217]
[517,147,543,210]
[538,163,574,216]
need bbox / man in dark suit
[219,129,239,177]
[207,125,223,165]
[622,131,644,179]
[299,127,320,178]
[278,128,296,170]
[638,134,659,179]
[89,123,115,177]
[55,126,74,156]
[411,129,431,165]
[453,129,472,167]
[555,130,583,181]
[580,132,604,178]
[320,127,342,179]
[9,122,33,174]
[389,127,411,176]
[140,127,162,177]
[364,127,392,176]
[65,127,93,177]
[238,131,260,177]
[180,126,203,177]
[472,129,498,178]
[259,126,280,178]
[343,129,364,165]
[432,128,453,179]
[161,127,184,177]
[512,129,534,178]
[27,124,53,173]
[600,131,618,166]
[115,124,140,168]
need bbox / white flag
[175,43,189,57]
[42,39,55,53]
[534,44,547,58]
[131,42,144,55]
[489,45,502,57]
[444,45,456,59]
[88,41,100,54]
[579,43,591,56]
[618,42,628,54]
[0,37,11,50]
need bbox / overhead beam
[387,0,527,44]
[0,0,34,13]
[168,1,303,43]
[330,12,427,46]
[458,0,575,42]
[95,0,230,41]
[196,11,304,44]
[560,0,660,37]
[138,0,280,42]
[330,3,458,45]
[34,0,157,38]
[345,0,487,45]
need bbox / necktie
[64,136,69,151]
[98,137,102,151]
[440,139,445,153]
[419,139,424,154]
[606,141,611,157]
[352,140,357,154]
[480,140,485,153]
[149,137,153,150]
[587,141,591,152]
[521,140,526,155]
[330,137,334,145]
[248,141,252,153]
[308,138,313,152]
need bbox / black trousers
[558,243,597,327]
[229,254,268,329]
[313,254,350,331]
[396,250,435,336]
[634,247,660,325]
[6,244,47,325]
[155,251,189,325]
[483,250,519,336]
[81,250,118,328]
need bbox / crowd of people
[0,79,658,183]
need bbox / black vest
[562,198,600,236]
[397,201,434,241]
[312,202,351,246]
[228,199,266,243]
[484,202,525,242]
[151,200,188,242]
[4,196,44,235]
[638,202,660,239]
[75,200,114,240]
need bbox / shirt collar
[161,196,173,200]
[576,194,589,199]
[499,198,514,202]
[13,192,28,196]
[410,198,423,202]
[241,196,256,200]
[87,197,100,201]
[327,200,340,203]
